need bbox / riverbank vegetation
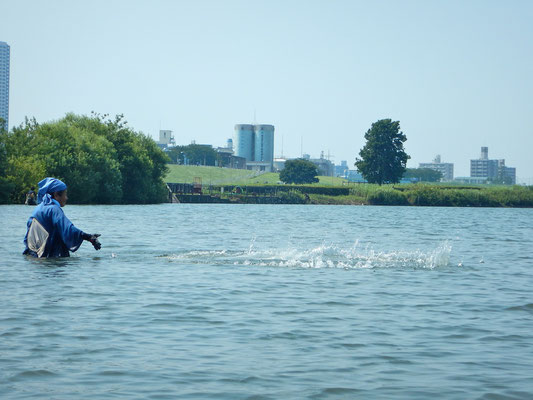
[0,113,169,204]
[313,184,533,207]
[165,165,532,207]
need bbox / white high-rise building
[0,41,10,131]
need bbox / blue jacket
[23,199,85,257]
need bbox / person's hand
[83,233,102,250]
[89,234,101,250]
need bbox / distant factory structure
[234,124,275,172]
[469,147,516,184]
[215,139,247,169]
[419,155,454,181]
[335,160,349,177]
[156,129,175,149]
[302,152,335,177]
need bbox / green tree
[167,144,219,166]
[0,118,16,203]
[166,145,184,164]
[2,116,123,203]
[68,113,169,203]
[0,113,169,204]
[403,168,443,182]
[279,159,319,184]
[1,119,35,202]
[355,119,410,185]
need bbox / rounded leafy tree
[279,159,319,184]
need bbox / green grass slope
[165,165,347,186]
[165,165,265,185]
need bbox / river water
[1,204,532,399]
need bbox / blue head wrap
[37,177,67,205]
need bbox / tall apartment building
[233,124,275,171]
[419,155,454,181]
[0,41,10,131]
[470,147,498,178]
[470,147,516,184]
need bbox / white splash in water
[162,240,452,270]
[247,235,257,255]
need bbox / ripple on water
[506,303,533,313]
[10,369,58,381]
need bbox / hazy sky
[2,0,532,182]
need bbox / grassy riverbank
[165,165,533,207]
[165,165,347,186]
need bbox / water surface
[1,204,532,399]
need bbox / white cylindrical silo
[233,124,254,161]
[253,125,274,163]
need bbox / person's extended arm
[52,207,101,251]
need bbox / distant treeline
[0,113,169,204]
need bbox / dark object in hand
[83,233,102,250]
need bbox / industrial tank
[233,124,254,161]
[253,125,275,162]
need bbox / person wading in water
[23,177,101,258]
[25,187,37,205]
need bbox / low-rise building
[215,147,246,169]
[454,176,489,184]
[335,161,349,177]
[246,161,273,172]
[307,151,334,177]
[419,155,454,181]
[345,170,366,182]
